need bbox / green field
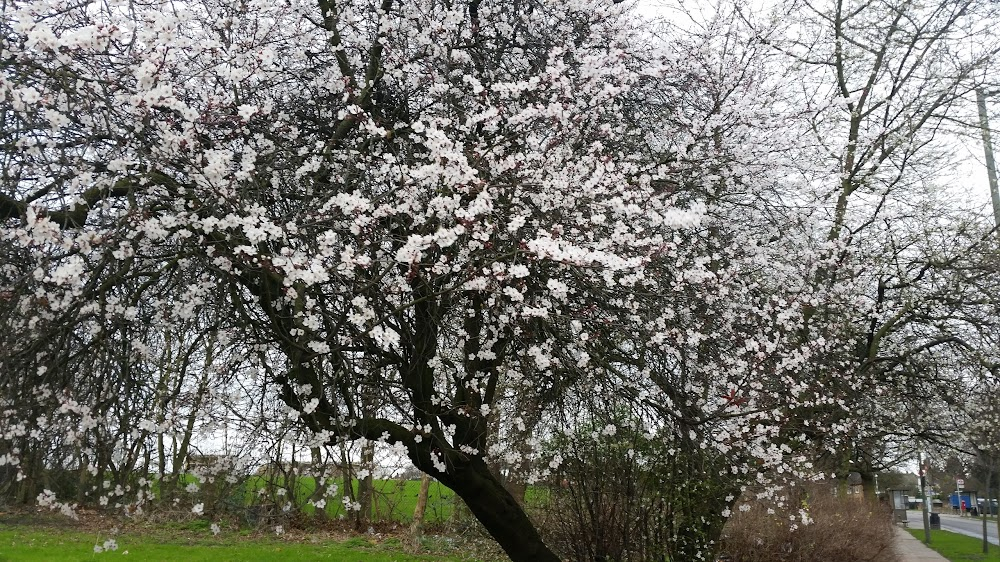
[159,476,457,524]
[907,529,1000,561]
[0,476,492,561]
[0,476,469,562]
[0,523,471,562]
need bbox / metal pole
[976,88,1000,228]
[920,451,931,544]
[984,469,991,554]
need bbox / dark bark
[243,233,559,560]
[434,456,560,562]
[337,417,561,562]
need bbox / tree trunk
[76,448,89,506]
[984,466,990,554]
[338,439,356,507]
[990,459,999,555]
[437,457,560,562]
[860,467,877,499]
[995,469,1000,559]
[308,447,328,520]
[356,439,375,531]
[409,473,432,551]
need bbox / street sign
[957,479,964,489]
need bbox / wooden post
[409,473,432,551]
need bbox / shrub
[533,415,737,562]
[721,485,899,562]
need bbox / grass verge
[905,528,1000,561]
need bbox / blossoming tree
[0,0,711,559]
[3,0,1000,560]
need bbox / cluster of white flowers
[36,489,78,520]
[93,539,118,553]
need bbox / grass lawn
[0,522,472,562]
[906,528,1000,561]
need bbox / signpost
[957,480,967,516]
[958,479,963,515]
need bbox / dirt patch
[0,507,115,532]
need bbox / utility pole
[976,88,1000,228]
[975,88,998,550]
[975,87,999,553]
[920,451,931,544]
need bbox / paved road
[910,512,1000,546]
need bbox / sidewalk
[894,526,949,562]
